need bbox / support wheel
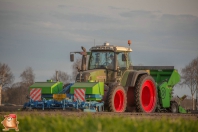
[135,75,158,113]
[107,85,127,112]
[170,101,179,113]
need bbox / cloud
[108,6,128,10]
[38,21,64,30]
[120,10,161,19]
[118,10,198,42]
[0,1,198,91]
[51,12,109,23]
[58,5,73,9]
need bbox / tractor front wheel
[107,85,127,112]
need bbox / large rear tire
[107,85,127,112]
[135,75,158,113]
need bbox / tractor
[23,40,186,113]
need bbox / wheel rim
[141,80,156,112]
[114,89,124,112]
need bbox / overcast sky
[0,0,198,96]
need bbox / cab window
[117,52,127,69]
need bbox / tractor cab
[70,42,132,83]
[88,43,132,82]
[89,42,132,71]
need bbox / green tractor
[69,41,186,113]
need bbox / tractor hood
[76,69,106,82]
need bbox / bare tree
[17,67,35,104]
[51,71,70,84]
[0,63,14,88]
[181,56,198,110]
[71,58,81,81]
[7,82,22,104]
[1,67,35,105]
[1,88,9,103]
[20,67,35,87]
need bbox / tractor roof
[89,42,132,52]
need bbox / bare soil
[0,106,197,120]
[0,106,23,112]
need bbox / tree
[20,67,35,87]
[1,67,35,105]
[181,56,198,110]
[0,63,14,88]
[6,82,22,104]
[18,67,35,104]
[71,58,82,81]
[51,71,70,84]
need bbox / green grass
[0,113,197,132]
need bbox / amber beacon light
[128,40,131,46]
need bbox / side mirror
[70,54,74,62]
[122,54,127,61]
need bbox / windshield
[89,51,115,70]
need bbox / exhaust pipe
[56,71,59,82]
[81,46,87,71]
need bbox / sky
[0,0,198,96]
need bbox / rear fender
[122,71,148,88]
[130,71,148,87]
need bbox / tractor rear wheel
[170,101,179,113]
[135,75,157,113]
[107,85,127,112]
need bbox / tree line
[0,65,35,105]
[0,58,81,105]
[180,56,198,110]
